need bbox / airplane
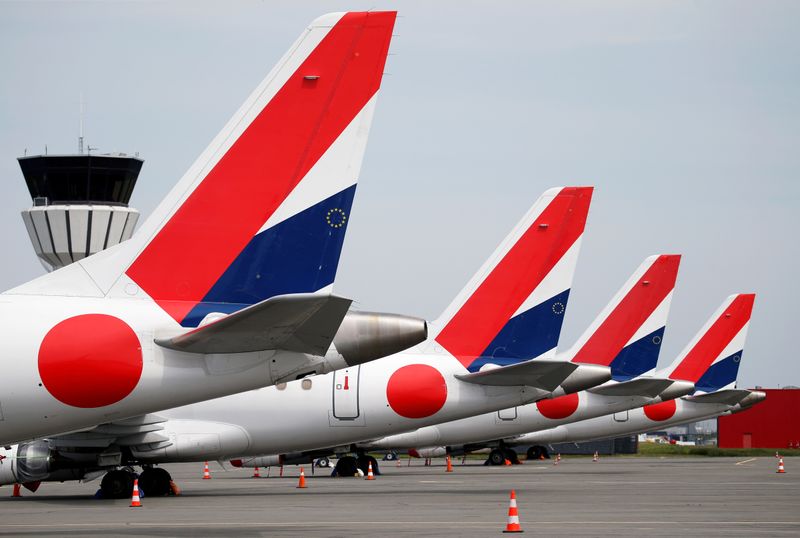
[0,12,432,447]
[498,294,763,449]
[0,186,612,498]
[364,253,696,463]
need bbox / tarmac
[0,456,797,537]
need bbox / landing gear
[486,447,520,465]
[138,467,173,497]
[100,469,134,499]
[526,445,550,460]
[332,456,359,477]
[315,457,331,468]
[382,451,398,461]
[487,449,506,466]
[357,454,380,476]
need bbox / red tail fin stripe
[435,187,592,367]
[126,12,396,323]
[669,294,755,382]
[571,254,680,366]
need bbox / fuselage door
[497,406,518,421]
[613,410,629,422]
[332,366,360,420]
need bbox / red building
[718,388,800,448]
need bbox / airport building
[18,152,142,271]
[717,388,800,449]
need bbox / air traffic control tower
[18,153,142,271]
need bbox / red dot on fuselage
[643,399,677,421]
[386,364,447,419]
[38,314,143,408]
[536,392,580,420]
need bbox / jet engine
[332,311,428,366]
[0,441,85,486]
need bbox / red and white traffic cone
[554,453,561,466]
[777,458,786,474]
[396,457,402,468]
[297,467,308,488]
[252,466,261,478]
[446,455,454,473]
[12,484,22,498]
[130,478,142,508]
[202,461,211,480]
[365,461,376,480]
[502,490,523,533]
[593,451,599,462]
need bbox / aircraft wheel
[334,456,359,477]
[315,457,331,468]
[526,446,550,460]
[100,469,134,499]
[487,449,506,466]
[383,452,398,461]
[139,467,172,497]
[503,448,521,464]
[357,455,380,475]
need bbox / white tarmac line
[736,458,757,465]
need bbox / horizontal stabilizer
[455,359,580,392]
[588,378,675,398]
[155,293,352,355]
[685,389,752,405]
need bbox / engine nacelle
[0,441,59,485]
[332,311,427,366]
[732,390,767,413]
[551,364,611,397]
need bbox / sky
[1,1,798,388]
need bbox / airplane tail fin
[431,186,593,372]
[566,254,681,381]
[661,294,755,393]
[19,12,396,327]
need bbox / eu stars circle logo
[326,208,347,229]
[552,302,565,315]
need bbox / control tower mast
[18,152,142,271]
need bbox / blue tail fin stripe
[694,351,743,393]
[181,184,357,327]
[609,326,665,381]
[468,289,571,372]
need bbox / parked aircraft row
[0,11,763,498]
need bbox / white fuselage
[0,294,345,445]
[511,398,732,445]
[137,349,552,463]
[366,390,659,449]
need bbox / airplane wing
[587,378,677,398]
[684,389,752,405]
[454,359,580,392]
[155,293,352,355]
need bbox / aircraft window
[276,382,287,391]
[301,379,312,390]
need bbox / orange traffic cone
[130,478,142,507]
[446,455,454,473]
[202,461,211,480]
[777,458,786,474]
[297,467,308,488]
[593,451,599,462]
[365,461,376,480]
[502,490,523,533]
[12,484,22,497]
[252,467,261,478]
[396,457,402,468]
